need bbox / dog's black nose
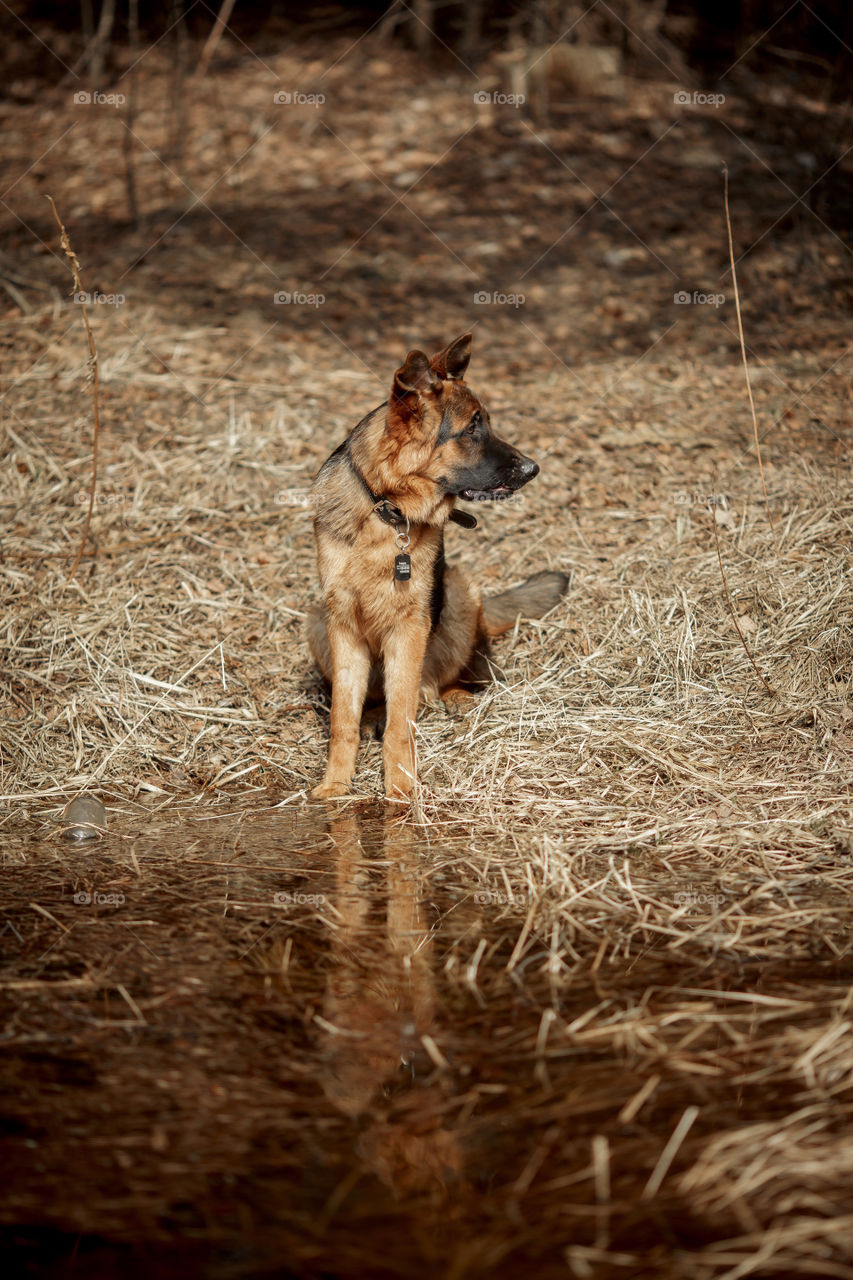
[519,458,539,480]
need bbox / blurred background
[1,0,851,374]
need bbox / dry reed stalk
[46,197,101,581]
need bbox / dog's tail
[481,570,569,638]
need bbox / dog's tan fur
[308,334,567,801]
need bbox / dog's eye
[465,414,481,435]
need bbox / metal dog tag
[394,553,411,581]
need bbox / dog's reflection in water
[317,812,463,1200]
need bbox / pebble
[62,795,106,840]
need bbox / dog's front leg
[312,623,372,799]
[382,620,428,801]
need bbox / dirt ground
[2,15,853,1279]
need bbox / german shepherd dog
[308,333,567,801]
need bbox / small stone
[62,795,106,840]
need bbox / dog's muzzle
[457,456,539,502]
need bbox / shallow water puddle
[2,806,852,1278]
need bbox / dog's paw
[360,705,385,740]
[440,685,476,715]
[384,790,413,806]
[311,780,351,799]
[384,773,415,803]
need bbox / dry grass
[2,30,853,1279]
[4,311,850,838]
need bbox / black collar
[349,459,405,526]
[348,454,477,531]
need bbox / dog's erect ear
[393,349,442,400]
[430,333,472,381]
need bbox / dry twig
[46,196,101,581]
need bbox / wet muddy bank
[3,806,852,1277]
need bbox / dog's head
[386,334,539,505]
